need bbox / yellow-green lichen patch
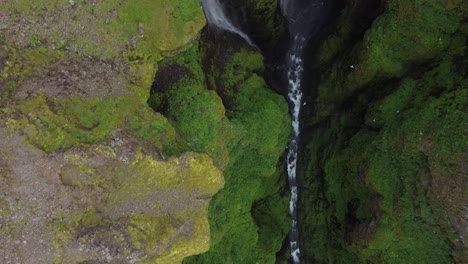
[107,151,224,204]
[0,0,205,60]
[47,146,224,263]
[4,94,176,153]
[0,45,64,99]
[59,164,98,189]
[117,0,205,55]
[137,211,212,264]
[128,214,180,252]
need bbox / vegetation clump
[299,0,468,262]
[149,40,291,262]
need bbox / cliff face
[150,31,291,263]
[1,0,466,263]
[299,0,467,263]
[0,0,291,263]
[0,1,220,263]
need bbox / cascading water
[201,0,258,49]
[281,0,329,263]
[285,36,305,264]
[202,0,330,262]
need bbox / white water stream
[201,1,316,262]
[285,35,305,264]
[201,0,257,48]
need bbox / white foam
[202,0,258,49]
[291,248,301,263]
[285,37,306,264]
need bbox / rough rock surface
[0,0,225,263]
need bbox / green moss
[149,44,230,167]
[361,217,450,263]
[166,81,225,153]
[150,45,290,263]
[316,0,463,116]
[0,46,64,98]
[51,150,223,262]
[118,151,224,196]
[221,48,264,91]
[252,191,291,263]
[4,94,176,153]
[300,9,467,262]
[128,214,179,252]
[183,48,290,263]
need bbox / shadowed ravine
[281,1,330,262]
[201,0,331,262]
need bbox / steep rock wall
[299,0,468,262]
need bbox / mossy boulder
[0,128,223,263]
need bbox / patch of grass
[115,0,205,59]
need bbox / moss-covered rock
[0,0,228,263]
[299,0,468,262]
[148,31,291,262]
[223,0,287,54]
[314,0,463,118]
[0,127,223,263]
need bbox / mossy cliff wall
[222,0,287,56]
[0,0,291,263]
[2,0,464,263]
[299,0,467,263]
[148,30,291,263]
[0,0,222,262]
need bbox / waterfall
[279,0,290,16]
[201,0,258,49]
[281,0,329,263]
[201,0,330,262]
[286,36,305,264]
